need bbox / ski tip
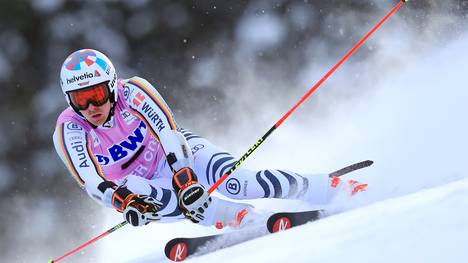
[328,160,374,178]
[168,241,188,262]
[267,210,322,233]
[270,216,293,233]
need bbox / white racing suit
[53,76,331,227]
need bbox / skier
[53,49,367,229]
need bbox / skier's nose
[87,103,100,112]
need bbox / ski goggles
[68,82,110,111]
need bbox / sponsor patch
[123,86,131,100]
[66,122,83,131]
[226,178,241,195]
[191,144,204,154]
[95,121,147,166]
[121,110,136,124]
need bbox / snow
[99,175,468,263]
[93,11,468,263]
[187,178,468,263]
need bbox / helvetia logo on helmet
[66,72,95,84]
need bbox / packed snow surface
[95,18,468,263]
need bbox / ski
[165,234,221,262]
[164,226,266,262]
[164,210,323,261]
[267,210,322,233]
[328,160,373,178]
[164,160,373,261]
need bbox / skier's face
[80,100,112,126]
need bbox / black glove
[172,167,212,223]
[112,186,162,226]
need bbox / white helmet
[60,49,118,109]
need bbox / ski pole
[208,0,408,193]
[48,221,128,263]
[50,1,407,261]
